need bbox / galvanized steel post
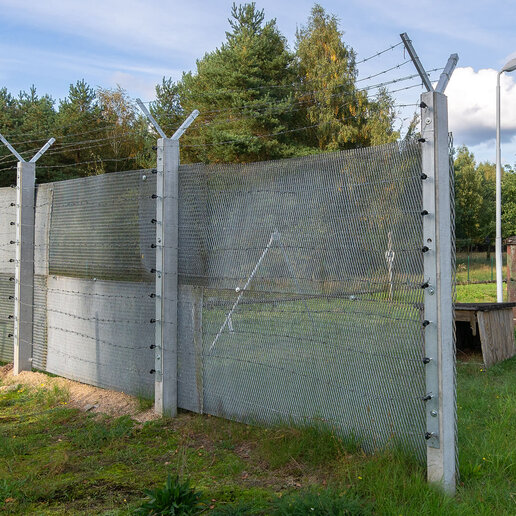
[421,91,456,494]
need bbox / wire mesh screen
[0,187,16,362]
[49,170,155,280]
[179,140,427,459]
[449,133,459,475]
[37,170,156,396]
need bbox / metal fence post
[154,137,179,416]
[13,161,35,374]
[421,90,456,494]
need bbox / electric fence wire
[1,54,411,155]
[135,41,406,103]
[0,73,435,173]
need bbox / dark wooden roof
[455,302,516,311]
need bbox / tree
[151,78,183,138]
[96,85,152,172]
[476,161,495,255]
[52,80,104,180]
[0,88,18,187]
[502,167,516,238]
[155,2,297,163]
[294,4,398,151]
[454,146,484,249]
[0,86,56,186]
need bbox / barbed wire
[137,41,406,104]
[356,59,412,83]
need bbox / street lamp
[495,56,516,302]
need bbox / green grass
[456,282,500,303]
[1,357,515,515]
[456,252,506,284]
[455,282,511,303]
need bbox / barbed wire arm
[436,54,459,94]
[0,133,25,162]
[29,138,55,163]
[400,33,434,92]
[136,98,166,139]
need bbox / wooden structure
[455,302,516,367]
[507,236,516,322]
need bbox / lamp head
[502,56,516,73]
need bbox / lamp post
[496,56,516,302]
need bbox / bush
[134,475,204,515]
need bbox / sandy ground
[0,363,159,423]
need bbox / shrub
[134,475,204,515]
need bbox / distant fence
[0,122,456,486]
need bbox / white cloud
[447,67,516,146]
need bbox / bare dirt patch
[0,363,158,423]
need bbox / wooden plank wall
[477,309,516,367]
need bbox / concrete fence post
[13,161,35,374]
[0,133,54,375]
[154,137,179,416]
[421,91,456,494]
[136,100,200,417]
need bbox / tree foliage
[0,82,153,187]
[168,2,297,163]
[294,4,398,150]
[453,145,516,250]
[0,3,405,185]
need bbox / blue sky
[1,0,516,164]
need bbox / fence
[180,142,427,446]
[1,142,428,428]
[0,36,457,493]
[0,133,456,480]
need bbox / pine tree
[0,88,18,187]
[52,80,104,179]
[156,2,297,163]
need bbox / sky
[1,0,516,164]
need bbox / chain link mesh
[179,140,427,459]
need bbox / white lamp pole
[496,57,516,302]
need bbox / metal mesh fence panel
[37,169,156,396]
[32,184,53,370]
[49,170,155,280]
[0,187,16,362]
[178,140,427,459]
[449,133,459,476]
